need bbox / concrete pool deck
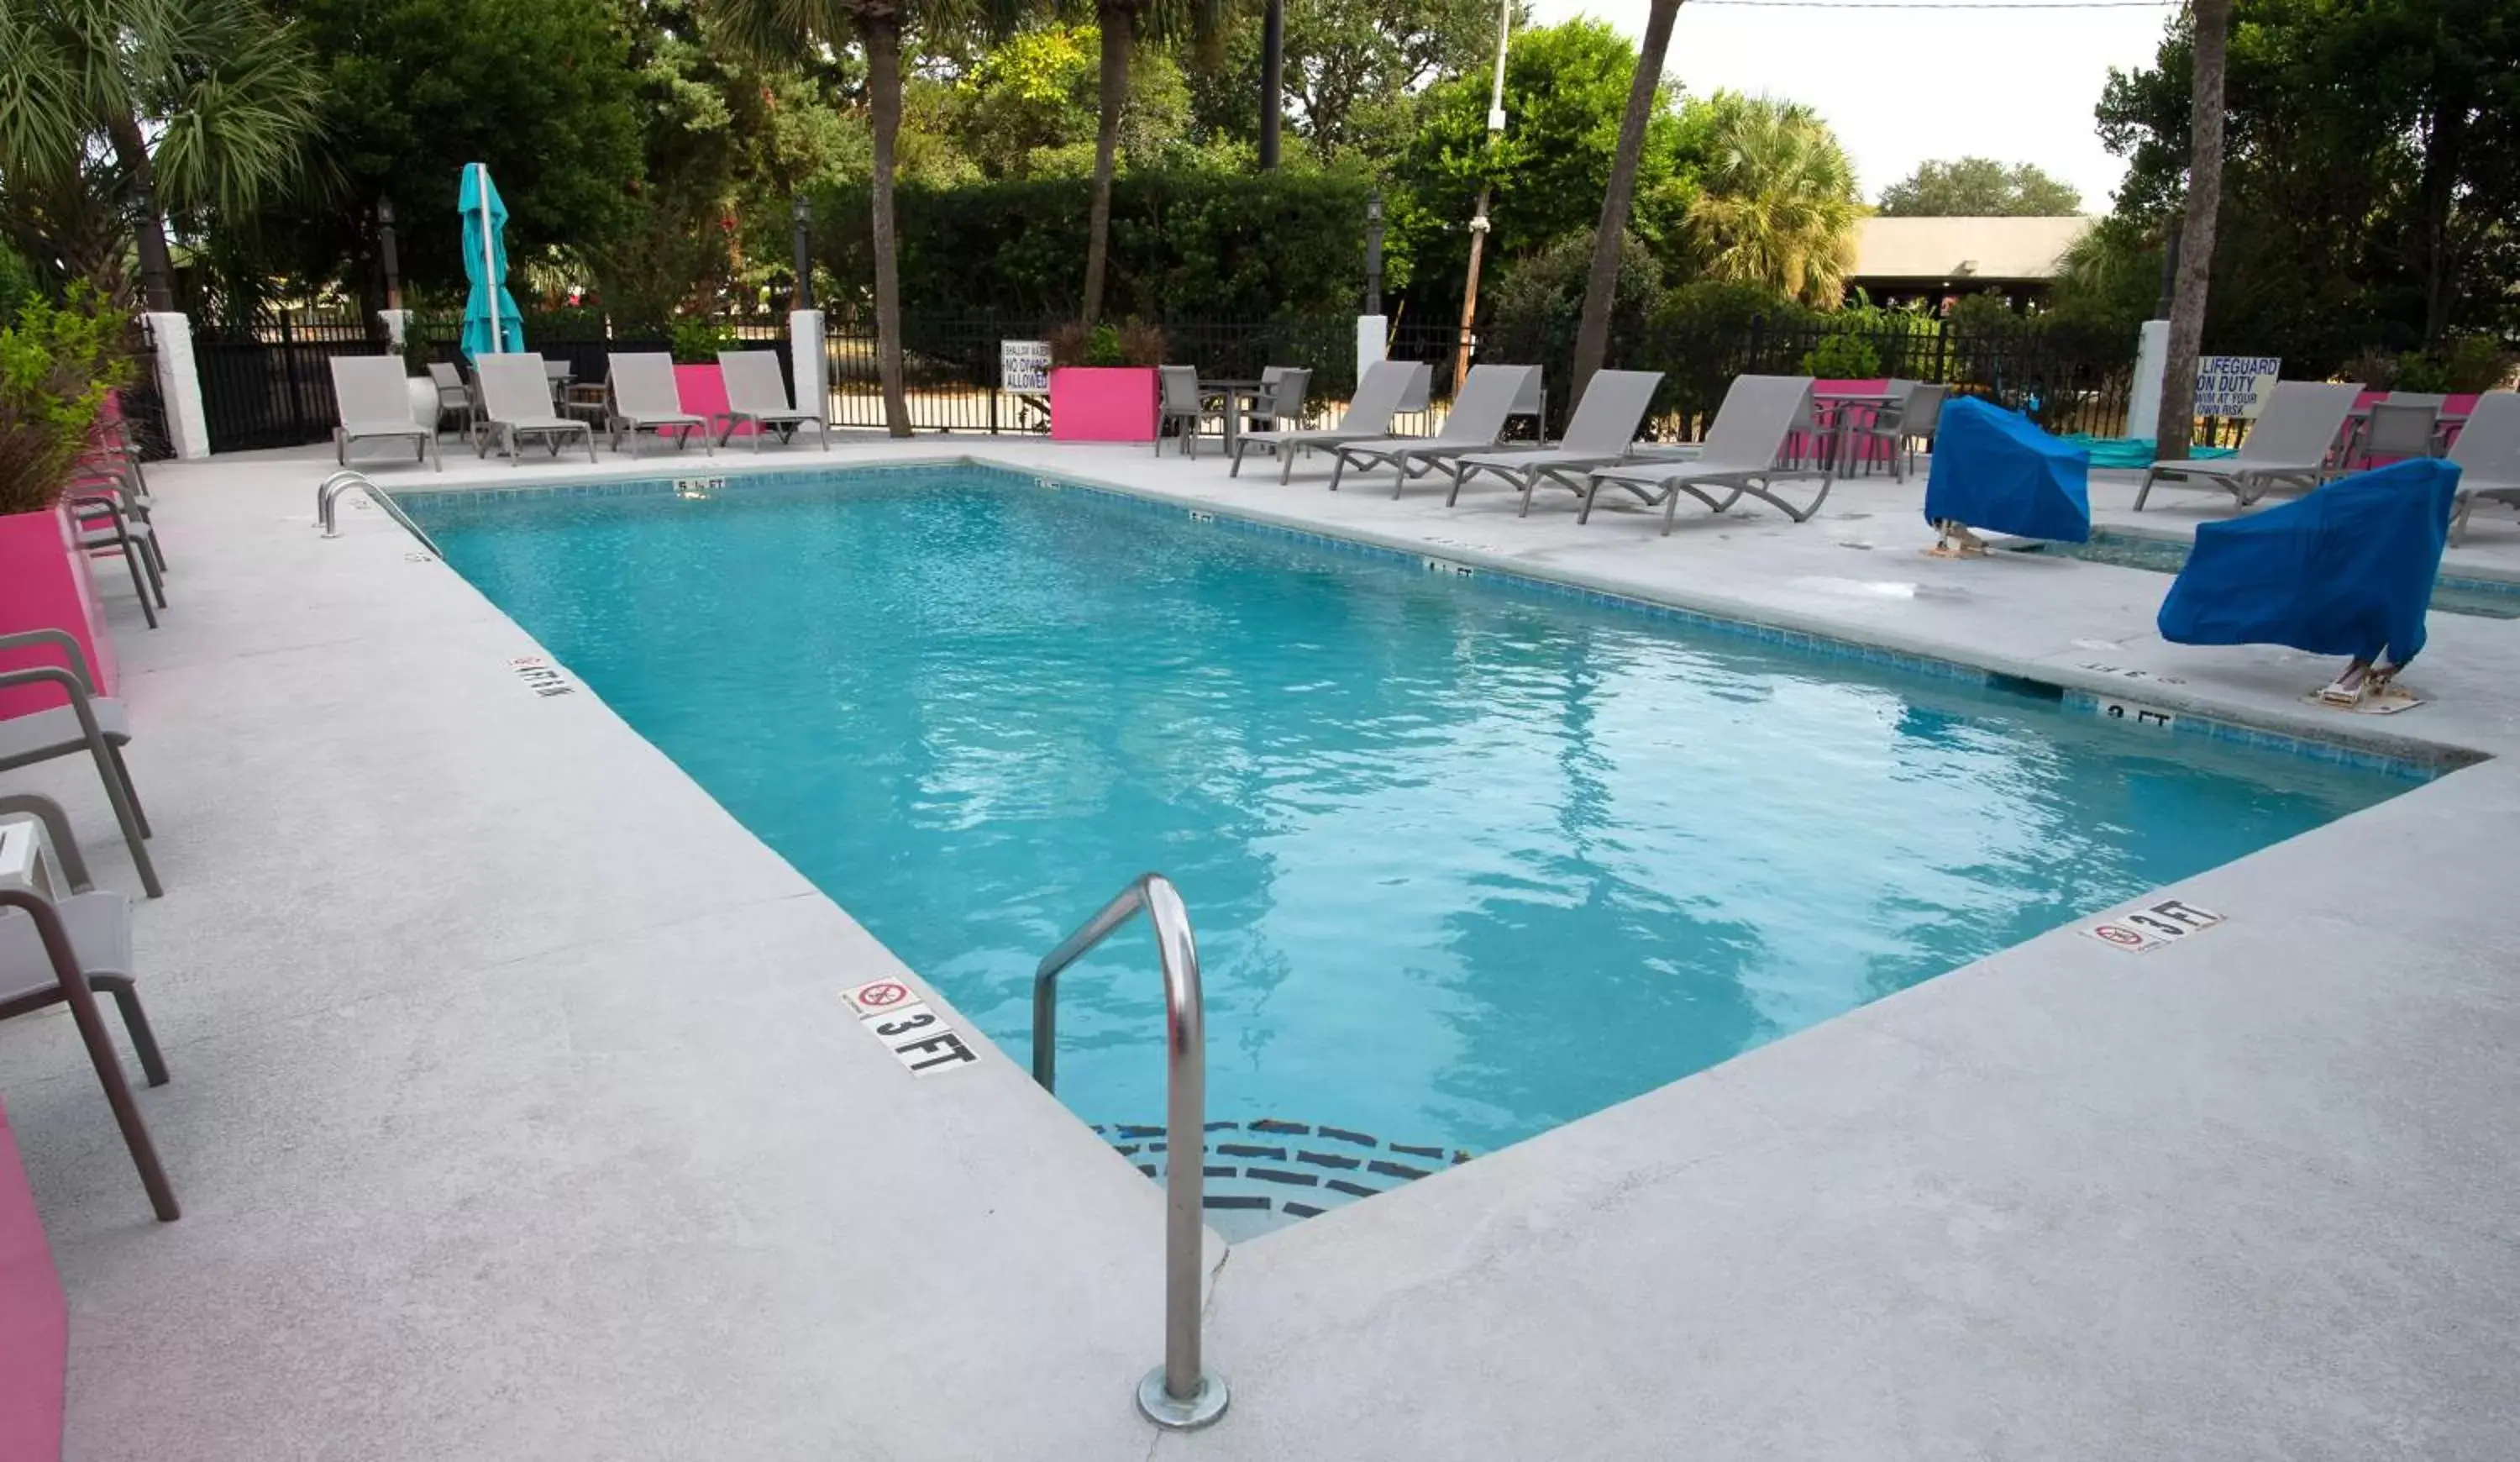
[3,436,2515,1459]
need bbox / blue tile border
[391,461,2453,784]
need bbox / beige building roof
[1851,215,2096,284]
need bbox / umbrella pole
[478,166,500,353]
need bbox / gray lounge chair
[1447,369,1666,514]
[606,352,712,456]
[0,629,160,897]
[717,350,829,450]
[475,354,597,465]
[329,356,438,471]
[2134,381,2362,510]
[1231,360,1430,483]
[2447,392,2520,544]
[0,792,177,1221]
[1328,364,1541,497]
[1582,375,1834,531]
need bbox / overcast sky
[1525,0,2176,213]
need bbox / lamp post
[1259,0,1286,170]
[378,195,403,313]
[1452,0,1510,394]
[791,194,815,311]
[1364,191,1385,318]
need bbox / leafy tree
[274,0,643,303]
[1571,0,1681,403]
[944,22,1192,179]
[1877,156,2082,217]
[0,0,327,308]
[1079,0,1218,324]
[712,0,1021,436]
[1684,92,1861,309]
[1185,0,1523,168]
[1394,18,1699,325]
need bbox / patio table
[1809,389,1895,472]
[1199,377,1265,456]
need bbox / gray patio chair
[475,354,597,465]
[2353,395,2441,467]
[70,491,165,629]
[0,792,177,1222]
[0,629,160,897]
[543,359,574,408]
[2134,381,2362,510]
[1157,366,1217,458]
[1446,370,1666,514]
[2447,392,2520,544]
[1245,367,1310,434]
[717,350,829,450]
[1327,364,1541,497]
[1231,360,1430,483]
[1858,381,1945,481]
[328,356,438,471]
[1581,375,1833,531]
[606,353,712,456]
[426,361,474,440]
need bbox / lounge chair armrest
[0,628,97,692]
[0,793,93,891]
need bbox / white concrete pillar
[790,309,829,418]
[142,312,210,460]
[2126,318,2170,441]
[1355,314,1387,394]
[377,308,412,349]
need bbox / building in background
[1848,215,2095,313]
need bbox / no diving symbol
[2091,924,2149,949]
[853,981,911,1011]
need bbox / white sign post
[2193,355,2281,418]
[1000,339,1052,393]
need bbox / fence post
[2126,318,2170,440]
[790,308,829,427]
[141,313,210,459]
[1355,313,1387,396]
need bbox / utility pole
[791,194,815,309]
[1452,0,1511,394]
[1259,0,1285,169]
[377,196,403,312]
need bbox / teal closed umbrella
[459,163,525,360]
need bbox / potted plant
[0,289,129,718]
[668,318,739,438]
[1047,319,1166,442]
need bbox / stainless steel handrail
[315,470,444,558]
[1032,873,1229,1432]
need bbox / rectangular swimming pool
[406,465,2418,1223]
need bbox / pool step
[1093,1119,1472,1232]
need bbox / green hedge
[806,171,1375,323]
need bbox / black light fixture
[1364,191,1385,317]
[791,194,814,311]
[377,194,403,312]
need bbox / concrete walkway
[3,437,2514,1460]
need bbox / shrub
[668,318,738,365]
[1801,331,1882,378]
[1485,231,1667,403]
[0,287,130,517]
[1047,318,1166,367]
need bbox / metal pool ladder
[1032,873,1229,1432]
[315,470,444,558]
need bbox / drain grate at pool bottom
[1094,1119,1472,1227]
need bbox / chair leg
[87,739,161,898]
[106,744,152,840]
[50,954,178,1219]
[110,538,160,628]
[1327,454,1347,492]
[2133,468,2159,511]
[137,539,168,607]
[92,975,170,1087]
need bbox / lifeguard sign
[2194,355,2281,418]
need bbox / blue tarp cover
[2156,457,2461,665]
[1923,397,2092,542]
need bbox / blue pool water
[409,467,2410,1186]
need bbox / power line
[1694,1,2175,8]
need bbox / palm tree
[1569,0,1682,404]
[717,0,1018,436]
[1686,93,1862,310]
[2154,0,2232,462]
[0,0,326,309]
[1079,0,1215,325]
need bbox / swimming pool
[2008,527,2520,618]
[407,465,2414,1222]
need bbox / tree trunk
[2155,0,2231,463]
[105,111,176,313]
[2417,102,2465,350]
[1570,0,1683,406]
[864,11,912,436]
[1083,9,1131,325]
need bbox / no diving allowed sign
[842,977,980,1075]
[2081,897,2225,954]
